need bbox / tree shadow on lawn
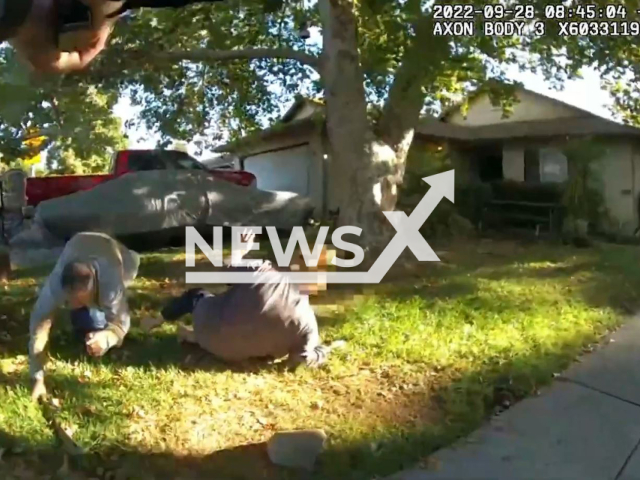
[1,238,639,479]
[0,428,305,480]
[0,324,609,480]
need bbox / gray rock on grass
[267,429,327,470]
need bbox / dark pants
[161,288,212,321]
[70,307,107,342]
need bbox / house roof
[281,96,325,123]
[417,115,640,141]
[213,96,325,154]
[440,82,598,122]
[215,87,640,155]
[213,117,319,154]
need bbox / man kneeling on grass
[28,232,140,401]
[142,230,343,369]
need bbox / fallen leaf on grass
[78,370,92,383]
[132,406,146,418]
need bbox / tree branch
[377,12,450,157]
[138,47,320,71]
[49,96,64,128]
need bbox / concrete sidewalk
[388,316,640,480]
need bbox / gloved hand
[10,0,124,74]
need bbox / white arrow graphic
[186,169,455,284]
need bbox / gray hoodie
[191,261,328,367]
[28,232,139,381]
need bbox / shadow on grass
[0,428,305,480]
[2,238,640,479]
[0,324,606,480]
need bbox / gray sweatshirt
[28,232,140,381]
[191,261,328,367]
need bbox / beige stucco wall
[448,90,586,126]
[594,141,638,234]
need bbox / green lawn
[1,237,640,479]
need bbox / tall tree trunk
[318,0,396,252]
[376,15,450,214]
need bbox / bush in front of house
[489,180,564,204]
[399,143,490,238]
[456,181,493,226]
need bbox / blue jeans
[70,307,107,342]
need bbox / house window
[539,148,568,183]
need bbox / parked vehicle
[25,149,257,207]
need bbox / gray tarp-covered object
[32,170,315,239]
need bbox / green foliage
[399,140,452,206]
[456,181,493,225]
[2,0,640,177]
[24,0,638,151]
[399,141,486,236]
[0,46,128,173]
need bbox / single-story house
[212,97,333,219]
[214,88,640,235]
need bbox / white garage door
[244,145,315,197]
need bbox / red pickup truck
[25,149,256,207]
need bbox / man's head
[290,246,336,295]
[60,261,95,309]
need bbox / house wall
[448,90,587,126]
[502,144,525,181]
[595,141,638,234]
[491,138,640,234]
[499,141,569,184]
[243,144,321,206]
[241,126,326,219]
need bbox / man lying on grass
[28,232,140,401]
[142,229,343,369]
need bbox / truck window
[163,151,206,171]
[127,152,167,171]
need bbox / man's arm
[99,283,131,347]
[286,300,329,369]
[28,279,60,382]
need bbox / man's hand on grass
[85,330,119,357]
[30,377,47,402]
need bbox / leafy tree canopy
[1,0,640,172]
